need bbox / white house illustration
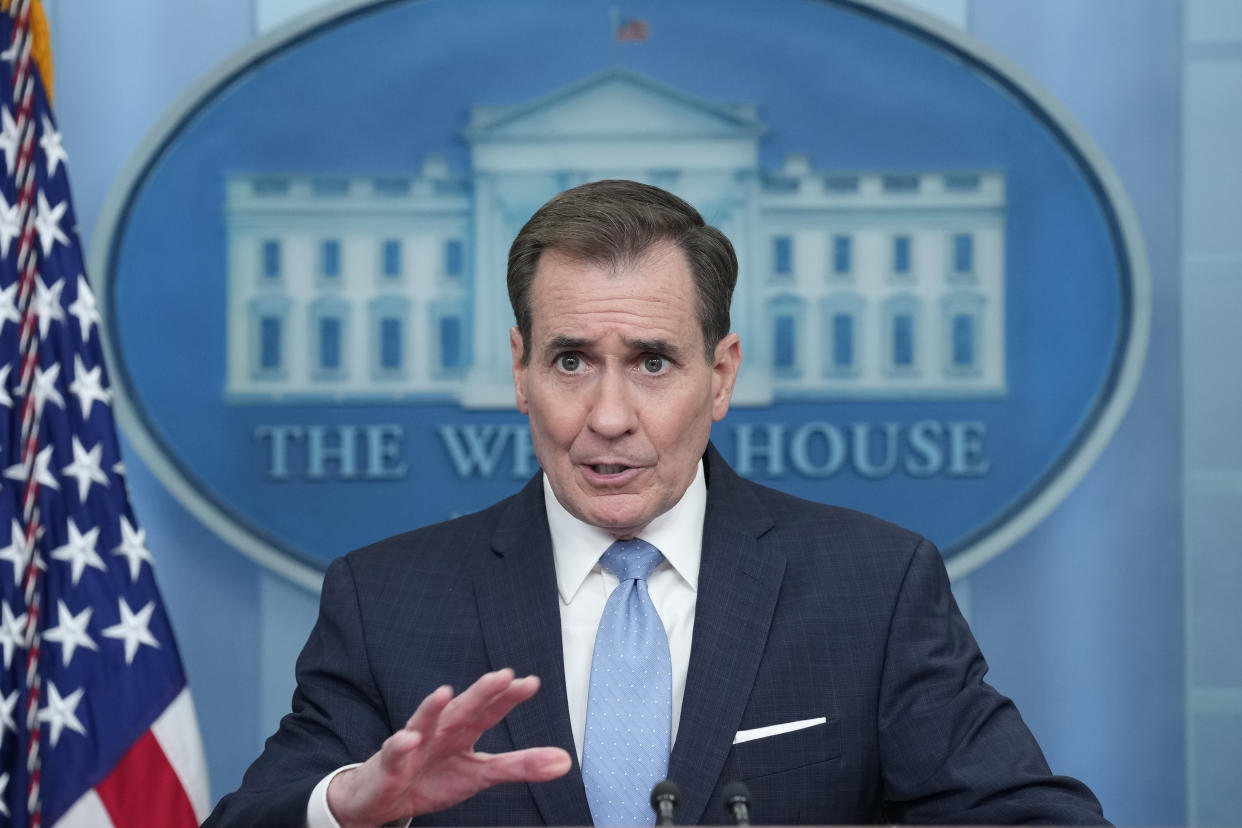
[224,68,1006,407]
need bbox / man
[206,180,1107,827]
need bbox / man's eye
[556,353,582,372]
[641,355,667,374]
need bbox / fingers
[400,669,542,760]
[458,672,541,733]
[376,726,424,781]
[431,670,540,751]
[403,683,454,735]
[446,668,524,718]
[475,746,573,787]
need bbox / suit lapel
[474,477,593,827]
[668,446,785,825]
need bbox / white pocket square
[733,716,827,744]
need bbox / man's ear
[710,332,742,422]
[510,327,530,414]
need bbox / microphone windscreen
[651,779,682,808]
[722,781,750,805]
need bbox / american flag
[0,2,208,826]
[613,16,650,43]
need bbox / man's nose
[585,368,638,438]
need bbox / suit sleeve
[203,556,394,827]
[877,539,1109,825]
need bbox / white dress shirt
[308,462,706,826]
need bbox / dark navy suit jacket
[206,445,1106,826]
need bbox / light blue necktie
[582,539,672,827]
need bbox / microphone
[721,781,752,826]
[650,779,681,826]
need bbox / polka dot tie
[582,539,671,827]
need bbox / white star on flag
[0,190,17,257]
[42,599,98,667]
[50,518,106,586]
[69,354,111,419]
[32,443,60,490]
[67,276,101,342]
[34,189,69,256]
[102,597,160,665]
[6,443,61,491]
[0,688,17,750]
[0,363,11,408]
[0,600,26,669]
[0,518,28,589]
[32,273,66,340]
[37,681,88,748]
[32,361,66,413]
[0,771,7,818]
[114,516,153,583]
[62,435,109,503]
[0,282,19,334]
[0,106,17,173]
[40,115,68,177]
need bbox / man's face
[511,243,741,538]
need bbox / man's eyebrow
[541,335,687,360]
[626,338,685,359]
[544,335,589,354]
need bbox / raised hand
[326,669,572,827]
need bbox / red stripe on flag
[94,729,198,828]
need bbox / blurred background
[33,0,1240,824]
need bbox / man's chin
[570,496,654,538]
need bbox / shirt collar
[546,461,705,605]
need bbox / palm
[392,747,521,815]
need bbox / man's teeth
[593,464,627,474]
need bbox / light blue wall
[41,0,1237,824]
[968,3,1185,821]
[1181,1,1242,824]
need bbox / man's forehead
[522,242,709,353]
[530,244,691,300]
